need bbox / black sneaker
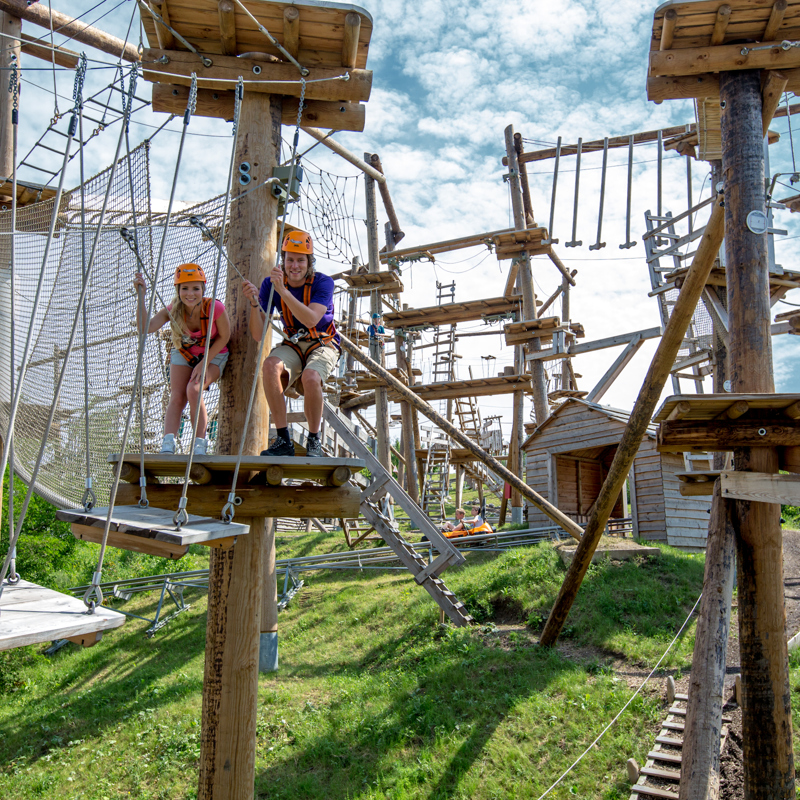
[261,434,295,457]
[305,435,324,458]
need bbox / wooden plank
[650,39,800,78]
[630,783,679,799]
[0,579,125,651]
[719,471,800,504]
[71,523,192,559]
[57,505,249,547]
[141,48,372,103]
[382,295,522,329]
[114,482,362,519]
[657,420,800,451]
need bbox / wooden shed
[522,399,712,550]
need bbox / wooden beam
[0,0,139,62]
[142,49,372,103]
[540,195,725,647]
[341,11,361,69]
[547,248,577,286]
[217,0,237,56]
[528,325,663,360]
[301,127,385,182]
[146,0,175,51]
[585,334,645,403]
[338,333,584,540]
[762,70,788,136]
[116,482,361,518]
[660,8,677,51]
[650,41,800,80]
[151,84,366,132]
[715,399,749,420]
[658,420,800,451]
[19,32,78,69]
[763,0,788,43]
[710,4,732,46]
[720,471,800,505]
[370,153,404,244]
[282,6,300,59]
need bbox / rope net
[0,143,232,509]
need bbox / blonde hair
[168,293,200,351]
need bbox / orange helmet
[282,231,313,255]
[174,263,206,285]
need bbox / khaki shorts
[269,340,340,395]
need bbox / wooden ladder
[421,430,451,520]
[323,402,473,627]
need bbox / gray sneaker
[261,434,295,457]
[305,436,323,458]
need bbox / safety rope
[220,78,307,523]
[229,0,309,76]
[0,57,98,597]
[172,76,244,529]
[786,92,797,176]
[75,55,96,513]
[4,52,19,585]
[0,51,83,558]
[534,593,702,800]
[83,72,199,611]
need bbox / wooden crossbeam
[650,41,800,79]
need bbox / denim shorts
[170,348,230,375]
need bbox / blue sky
[16,0,800,428]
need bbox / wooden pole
[0,0,138,62]
[395,330,419,502]
[0,11,19,184]
[364,154,390,472]
[539,195,725,646]
[504,125,549,425]
[680,160,733,800]
[370,153,404,245]
[719,69,794,799]
[338,332,583,540]
[198,92,281,800]
[302,127,386,182]
[513,132,536,226]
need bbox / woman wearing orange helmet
[241,230,340,458]
[133,264,231,455]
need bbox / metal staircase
[323,402,473,627]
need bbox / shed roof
[522,398,658,450]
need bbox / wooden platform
[665,265,800,291]
[340,270,404,295]
[108,453,364,486]
[57,505,251,559]
[382,295,523,329]
[0,579,125,651]
[648,0,800,102]
[492,227,549,260]
[389,374,533,402]
[140,0,373,68]
[653,393,800,422]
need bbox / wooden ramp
[0,579,125,651]
[56,505,251,560]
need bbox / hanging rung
[56,505,249,558]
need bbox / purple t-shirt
[258,272,339,345]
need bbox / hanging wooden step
[56,505,250,559]
[0,579,125,652]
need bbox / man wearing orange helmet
[242,231,339,458]
[134,264,230,455]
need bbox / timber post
[197,92,282,800]
[364,153,390,471]
[679,160,733,800]
[0,10,19,185]
[539,197,726,646]
[719,69,794,799]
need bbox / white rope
[220,78,308,523]
[140,67,348,87]
[0,53,82,563]
[83,72,199,610]
[4,52,20,585]
[173,76,244,528]
[534,592,702,800]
